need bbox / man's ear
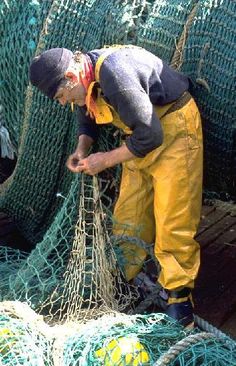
[64,70,78,83]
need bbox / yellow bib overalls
[87,46,203,291]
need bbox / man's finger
[73,165,87,173]
[66,161,84,172]
[71,157,80,167]
[69,158,84,168]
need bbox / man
[29,45,203,326]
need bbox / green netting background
[0,0,236,365]
[0,0,235,242]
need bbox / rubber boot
[163,288,194,327]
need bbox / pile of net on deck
[0,301,236,366]
[0,0,236,365]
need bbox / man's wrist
[103,145,135,169]
[102,151,113,169]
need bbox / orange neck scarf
[78,54,95,90]
[75,54,97,118]
[74,53,113,123]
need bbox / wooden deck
[194,204,236,338]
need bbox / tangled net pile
[0,0,236,365]
[0,302,235,366]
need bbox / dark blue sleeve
[77,106,99,141]
[107,89,163,157]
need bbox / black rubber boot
[163,288,194,327]
[166,300,194,327]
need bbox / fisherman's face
[54,80,86,107]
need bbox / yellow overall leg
[113,97,203,289]
[113,163,155,281]
[148,98,203,290]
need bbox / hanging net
[0,0,235,245]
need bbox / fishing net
[0,303,236,366]
[0,303,52,366]
[0,0,236,365]
[0,174,135,322]
[0,0,235,241]
[180,0,236,200]
[58,313,236,366]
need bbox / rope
[194,315,236,350]
[196,42,211,91]
[154,332,216,366]
[171,1,199,70]
[154,316,236,365]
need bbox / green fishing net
[0,308,52,366]
[0,305,235,366]
[0,0,235,245]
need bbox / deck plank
[196,215,236,248]
[197,208,228,236]
[195,206,236,337]
[214,223,236,245]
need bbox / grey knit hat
[29,48,73,99]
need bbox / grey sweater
[78,46,189,157]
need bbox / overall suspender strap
[95,45,139,81]
[85,46,134,124]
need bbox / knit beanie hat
[29,48,73,99]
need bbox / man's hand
[67,144,136,175]
[70,152,108,175]
[66,134,94,173]
[66,150,87,172]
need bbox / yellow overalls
[87,46,203,291]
